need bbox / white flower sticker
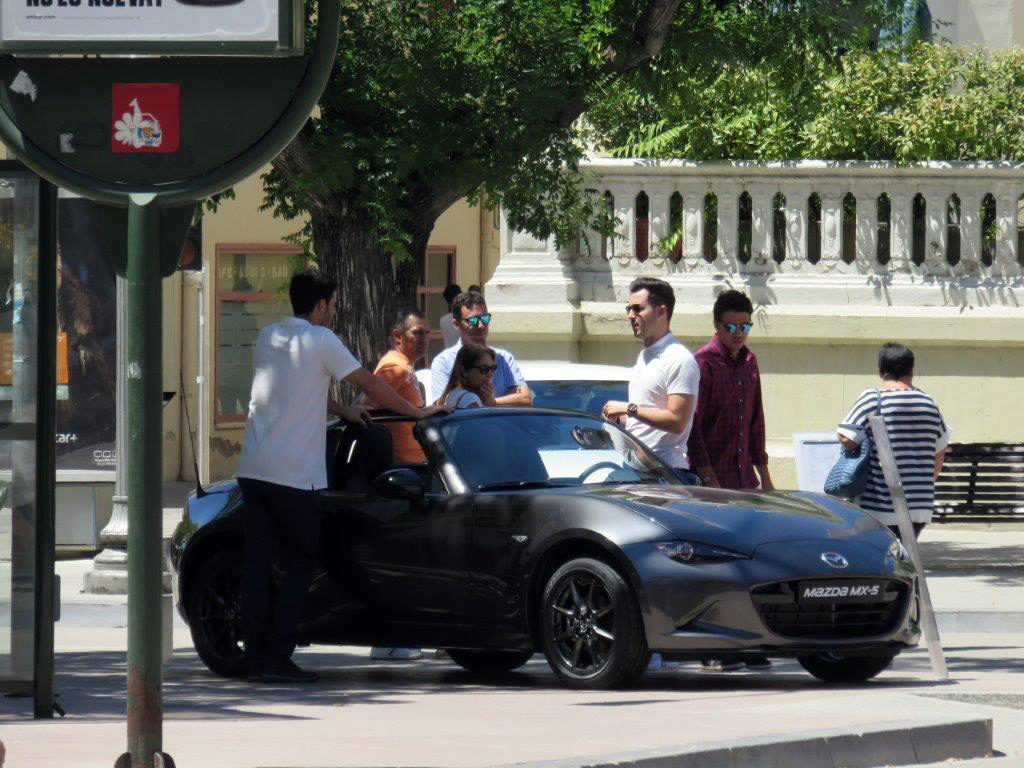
[114,110,143,148]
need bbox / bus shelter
[0,162,57,717]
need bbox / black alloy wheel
[187,549,247,678]
[539,557,649,689]
[797,651,896,683]
[446,649,535,674]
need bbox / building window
[215,246,300,422]
[418,247,456,366]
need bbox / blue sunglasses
[463,313,491,328]
[721,322,752,333]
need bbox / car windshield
[438,412,678,491]
[527,380,629,416]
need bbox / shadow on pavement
[6,640,1016,722]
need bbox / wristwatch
[626,403,638,417]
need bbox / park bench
[933,442,1024,521]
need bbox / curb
[935,610,1024,633]
[492,717,993,768]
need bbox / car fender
[524,527,653,646]
[175,516,244,623]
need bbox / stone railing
[564,159,1024,278]
[487,159,1024,351]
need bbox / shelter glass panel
[0,177,39,684]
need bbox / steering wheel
[577,461,623,484]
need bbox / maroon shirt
[687,335,768,490]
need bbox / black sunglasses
[462,313,491,327]
[469,364,498,374]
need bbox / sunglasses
[720,322,753,333]
[462,313,491,327]
[625,304,647,316]
[469,364,498,374]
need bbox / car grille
[750,580,908,640]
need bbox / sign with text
[0,0,302,55]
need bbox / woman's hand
[479,381,497,406]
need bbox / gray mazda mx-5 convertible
[168,407,920,689]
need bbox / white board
[792,432,840,492]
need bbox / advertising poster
[55,197,117,471]
[0,0,280,45]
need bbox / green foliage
[259,0,912,259]
[598,42,1024,164]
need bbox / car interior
[327,419,443,494]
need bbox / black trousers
[888,522,925,541]
[238,477,321,668]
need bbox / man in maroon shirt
[688,290,774,492]
[688,290,774,673]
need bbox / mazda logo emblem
[821,551,849,569]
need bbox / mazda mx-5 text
[168,407,920,689]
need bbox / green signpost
[0,2,340,765]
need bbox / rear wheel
[187,549,247,678]
[446,649,535,673]
[539,557,649,689]
[798,652,896,683]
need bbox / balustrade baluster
[747,185,774,273]
[889,191,914,273]
[924,192,948,271]
[994,186,1020,273]
[716,185,740,266]
[819,190,844,268]
[647,186,674,265]
[957,190,984,269]
[783,183,811,267]
[608,183,636,264]
[852,189,878,268]
[680,184,705,266]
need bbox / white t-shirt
[236,316,361,490]
[626,332,700,468]
[445,388,483,409]
[440,312,460,348]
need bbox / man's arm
[750,370,773,490]
[933,448,947,480]
[687,363,715,485]
[495,385,532,406]
[345,368,447,419]
[604,393,696,435]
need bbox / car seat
[332,423,394,493]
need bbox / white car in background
[416,361,631,415]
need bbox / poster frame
[0,0,302,57]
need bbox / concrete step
[500,717,993,768]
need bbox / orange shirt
[370,349,425,463]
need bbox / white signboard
[792,432,841,493]
[0,0,298,54]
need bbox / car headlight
[655,541,750,564]
[887,538,911,563]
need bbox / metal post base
[115,751,176,768]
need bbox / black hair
[442,283,462,306]
[390,306,425,337]
[629,277,675,321]
[713,290,754,323]
[451,290,486,319]
[289,268,337,316]
[878,342,915,380]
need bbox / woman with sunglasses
[437,343,499,409]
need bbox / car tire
[539,557,649,689]
[446,649,535,673]
[797,652,896,683]
[187,549,247,679]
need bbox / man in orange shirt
[364,307,430,463]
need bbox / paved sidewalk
[16,500,1022,768]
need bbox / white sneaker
[370,647,423,661]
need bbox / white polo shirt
[626,332,700,469]
[236,316,361,490]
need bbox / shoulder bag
[823,389,882,500]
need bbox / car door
[319,425,473,641]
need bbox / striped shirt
[838,388,951,525]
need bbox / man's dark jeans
[238,477,320,671]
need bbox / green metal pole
[124,194,165,768]
[33,179,58,718]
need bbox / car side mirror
[373,468,426,500]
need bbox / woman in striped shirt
[837,343,951,539]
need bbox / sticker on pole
[111,84,180,154]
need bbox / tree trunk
[309,204,424,396]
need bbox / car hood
[586,484,888,554]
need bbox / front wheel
[539,557,649,689]
[798,652,896,683]
[187,549,247,678]
[446,649,535,673]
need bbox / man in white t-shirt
[439,283,462,348]
[236,269,448,683]
[602,277,700,473]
